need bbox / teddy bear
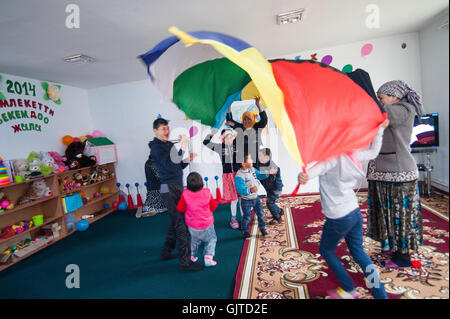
[72,172,83,188]
[26,152,53,177]
[13,159,29,179]
[64,142,97,170]
[17,179,52,205]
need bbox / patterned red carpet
[234,193,449,299]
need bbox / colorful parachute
[139,27,386,168]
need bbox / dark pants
[160,182,191,267]
[240,198,265,233]
[320,208,387,299]
[266,192,281,219]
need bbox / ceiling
[0,0,448,89]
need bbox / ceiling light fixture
[63,54,95,64]
[277,9,305,25]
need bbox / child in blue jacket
[235,154,275,240]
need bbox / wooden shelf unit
[0,163,119,271]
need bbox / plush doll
[47,151,69,172]
[73,172,83,187]
[89,167,101,184]
[39,152,59,174]
[26,151,53,177]
[64,142,97,170]
[98,166,114,181]
[17,179,52,205]
[13,159,29,178]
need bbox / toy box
[85,137,118,165]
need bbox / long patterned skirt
[366,180,423,254]
[142,190,167,214]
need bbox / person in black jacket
[225,96,268,166]
[203,128,243,229]
[256,148,284,224]
[149,118,202,271]
[136,155,167,218]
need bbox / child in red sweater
[177,172,218,267]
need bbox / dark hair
[241,153,252,166]
[153,118,169,130]
[259,148,271,158]
[187,172,204,192]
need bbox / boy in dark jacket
[149,118,202,271]
[256,148,284,224]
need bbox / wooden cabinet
[0,163,119,271]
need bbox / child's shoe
[191,256,198,262]
[260,229,269,237]
[204,254,217,267]
[243,231,251,240]
[230,219,239,229]
[328,287,360,299]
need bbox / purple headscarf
[377,80,424,117]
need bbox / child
[177,172,218,267]
[234,154,270,240]
[297,120,389,299]
[149,117,202,271]
[136,154,167,218]
[203,128,243,229]
[256,148,284,224]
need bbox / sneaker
[243,231,251,240]
[260,229,269,237]
[204,254,217,267]
[230,219,239,229]
[268,217,281,225]
[180,261,204,271]
[328,287,360,299]
[191,256,198,262]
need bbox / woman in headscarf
[225,96,268,166]
[366,80,424,269]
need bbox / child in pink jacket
[177,172,219,267]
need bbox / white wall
[419,11,449,191]
[0,72,94,160]
[87,32,424,197]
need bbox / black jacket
[149,138,188,184]
[255,160,283,194]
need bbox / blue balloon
[118,201,128,210]
[76,220,89,232]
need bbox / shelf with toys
[0,139,119,271]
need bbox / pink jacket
[176,188,218,230]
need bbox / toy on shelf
[0,155,11,187]
[63,141,97,170]
[27,151,53,177]
[17,179,52,205]
[135,183,144,208]
[47,151,69,172]
[0,192,14,210]
[12,159,29,180]
[125,183,136,209]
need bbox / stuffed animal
[26,152,53,177]
[47,151,69,172]
[17,179,52,205]
[89,167,101,184]
[73,172,83,187]
[39,152,59,174]
[64,142,97,170]
[81,172,90,186]
[13,159,29,178]
[98,166,114,181]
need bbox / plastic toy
[118,201,128,211]
[100,185,110,194]
[135,183,144,208]
[214,176,222,202]
[125,183,136,209]
[75,220,89,231]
